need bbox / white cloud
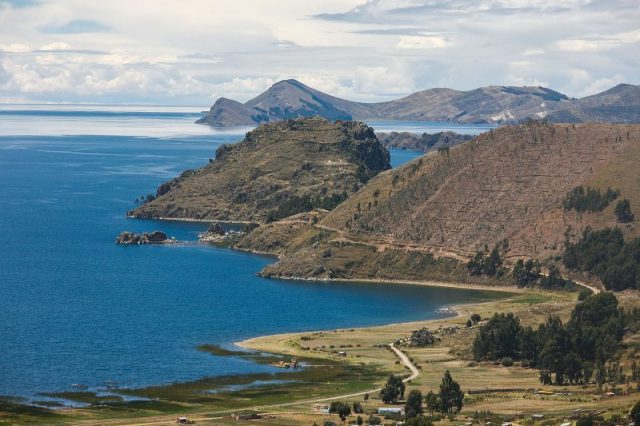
[396,35,450,49]
[39,42,71,51]
[0,0,637,104]
[0,43,31,52]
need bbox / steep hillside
[250,122,640,281]
[197,79,640,126]
[130,118,390,222]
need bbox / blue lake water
[0,106,495,400]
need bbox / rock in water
[115,231,170,245]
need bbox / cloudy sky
[0,0,638,106]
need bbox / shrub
[367,415,382,425]
[501,357,514,367]
[614,198,634,223]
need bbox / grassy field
[2,288,639,425]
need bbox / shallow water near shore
[0,106,497,401]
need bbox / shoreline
[235,288,514,352]
[266,275,524,294]
[127,214,257,225]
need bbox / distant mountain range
[196,79,640,126]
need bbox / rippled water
[0,106,494,399]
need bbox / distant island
[376,131,473,153]
[196,79,640,127]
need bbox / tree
[539,369,552,385]
[356,415,363,426]
[630,400,640,425]
[614,199,634,223]
[473,313,521,361]
[329,401,351,422]
[425,390,440,416]
[595,362,607,390]
[352,401,363,414]
[405,390,423,418]
[470,313,481,324]
[576,416,594,426]
[438,371,464,415]
[367,415,381,425]
[380,375,405,404]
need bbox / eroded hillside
[323,122,640,259]
[249,122,640,281]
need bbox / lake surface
[0,106,495,400]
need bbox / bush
[614,198,634,223]
[630,400,640,425]
[367,415,382,425]
[501,357,514,367]
[577,288,592,301]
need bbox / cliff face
[196,79,640,127]
[242,122,640,281]
[130,118,390,223]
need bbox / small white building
[378,407,404,415]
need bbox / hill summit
[197,80,640,126]
[130,117,390,223]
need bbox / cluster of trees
[406,328,438,347]
[512,260,577,291]
[467,241,508,277]
[380,371,463,422]
[473,293,628,385]
[380,374,405,403]
[563,227,640,291]
[563,185,619,213]
[266,192,348,222]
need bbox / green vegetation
[467,241,507,278]
[563,185,619,212]
[615,198,635,223]
[405,389,423,418]
[328,400,351,421]
[266,192,348,222]
[438,370,464,415]
[630,400,640,424]
[512,260,576,291]
[380,374,405,404]
[473,293,627,385]
[563,227,640,290]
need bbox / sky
[0,0,638,106]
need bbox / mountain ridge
[197,80,640,126]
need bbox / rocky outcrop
[115,231,171,245]
[196,79,640,126]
